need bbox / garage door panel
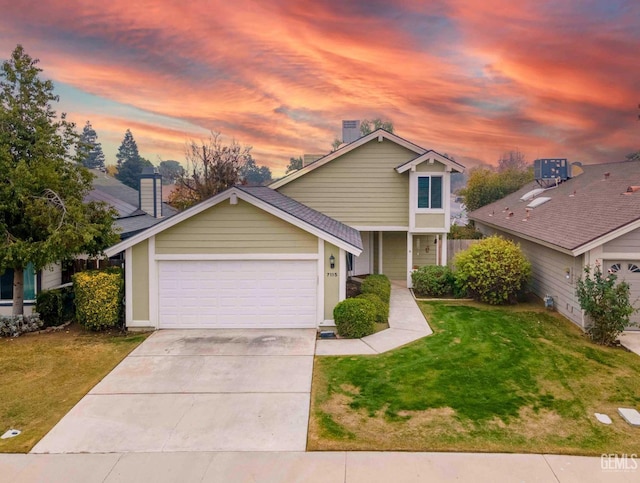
[158,260,317,329]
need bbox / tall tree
[241,158,272,186]
[0,45,118,314]
[78,120,105,170]
[497,150,528,172]
[115,129,152,189]
[158,160,184,184]
[168,132,251,210]
[360,118,394,136]
[286,156,303,174]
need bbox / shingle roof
[468,161,640,253]
[236,185,363,251]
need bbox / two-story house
[105,127,464,330]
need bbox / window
[0,264,36,301]
[629,264,640,273]
[417,175,443,209]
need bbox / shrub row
[357,292,389,323]
[333,298,376,338]
[35,286,74,328]
[361,274,391,304]
[73,268,123,331]
[0,314,43,337]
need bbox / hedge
[35,286,74,328]
[411,265,455,297]
[333,298,377,338]
[361,274,391,304]
[357,292,389,323]
[73,269,123,330]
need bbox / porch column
[441,232,448,266]
[378,231,383,274]
[406,232,413,288]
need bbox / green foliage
[78,120,105,170]
[158,160,184,184]
[286,156,303,174]
[333,298,376,338]
[0,45,119,315]
[73,269,123,331]
[460,166,534,212]
[412,265,455,297]
[35,286,74,327]
[576,265,636,345]
[240,158,272,186]
[361,274,391,304]
[357,292,389,323]
[114,129,152,189]
[449,223,483,240]
[454,236,531,304]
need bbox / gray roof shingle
[468,161,640,252]
[236,186,363,251]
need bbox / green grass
[0,325,147,453]
[309,301,640,454]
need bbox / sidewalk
[315,285,432,355]
[1,451,636,482]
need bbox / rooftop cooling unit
[534,158,569,188]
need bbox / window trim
[415,174,445,213]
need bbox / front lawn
[0,325,147,453]
[309,301,640,455]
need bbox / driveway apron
[31,329,316,453]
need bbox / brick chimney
[139,167,163,218]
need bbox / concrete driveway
[31,329,316,454]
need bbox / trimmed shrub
[357,292,389,323]
[449,223,483,240]
[576,264,637,345]
[454,236,531,305]
[0,314,43,337]
[412,265,455,297]
[73,269,123,331]
[35,286,74,328]
[333,298,377,338]
[361,274,391,304]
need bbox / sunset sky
[1,0,639,176]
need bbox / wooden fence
[447,239,481,264]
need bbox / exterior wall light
[329,254,335,269]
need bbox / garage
[605,260,640,329]
[158,259,317,329]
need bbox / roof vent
[527,196,551,209]
[623,186,640,195]
[519,188,546,202]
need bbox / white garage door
[158,260,317,329]
[605,260,640,330]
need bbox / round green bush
[361,274,391,304]
[453,236,531,305]
[333,298,377,338]
[411,265,455,297]
[357,292,389,323]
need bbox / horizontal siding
[132,239,149,321]
[477,224,584,328]
[416,162,445,173]
[383,232,407,280]
[278,139,413,226]
[415,213,445,228]
[603,227,640,253]
[155,199,318,254]
[412,235,437,267]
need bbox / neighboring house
[469,160,640,330]
[0,168,175,316]
[105,127,465,330]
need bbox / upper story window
[417,175,443,210]
[0,264,36,301]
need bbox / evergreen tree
[78,120,105,169]
[0,45,118,314]
[115,129,152,189]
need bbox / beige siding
[324,241,341,321]
[155,199,318,254]
[416,162,445,173]
[139,178,152,214]
[412,235,437,268]
[603,227,640,253]
[132,239,149,321]
[476,224,584,328]
[415,213,445,228]
[41,263,62,290]
[278,139,413,226]
[383,232,407,280]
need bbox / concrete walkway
[2,451,636,482]
[316,285,432,356]
[620,331,640,356]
